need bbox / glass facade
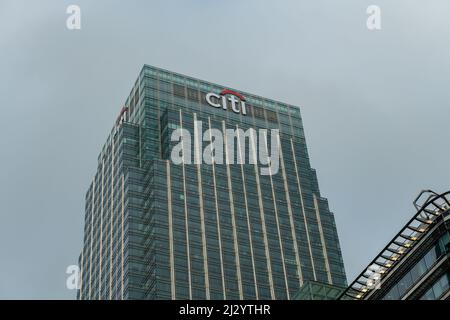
[420,272,450,300]
[292,281,344,300]
[339,190,450,301]
[77,65,347,300]
[382,232,450,300]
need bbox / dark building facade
[340,190,450,300]
[77,65,347,300]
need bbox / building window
[252,105,265,120]
[266,109,278,123]
[173,84,185,98]
[187,88,199,102]
[382,232,450,300]
[420,273,450,300]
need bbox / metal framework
[339,190,450,300]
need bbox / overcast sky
[0,0,449,299]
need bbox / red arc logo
[219,89,246,101]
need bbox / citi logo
[206,89,247,115]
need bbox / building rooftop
[339,190,450,300]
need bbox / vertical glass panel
[424,248,438,269]
[397,271,413,296]
[410,259,427,282]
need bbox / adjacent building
[339,190,450,300]
[77,65,347,300]
[292,280,345,300]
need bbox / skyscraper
[77,65,347,300]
